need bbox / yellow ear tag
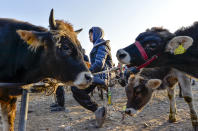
[27,38,34,45]
[123,105,126,111]
[174,44,186,55]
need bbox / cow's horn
[49,8,56,30]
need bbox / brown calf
[125,67,198,130]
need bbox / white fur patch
[73,72,93,89]
[116,49,131,64]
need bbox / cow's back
[0,18,47,82]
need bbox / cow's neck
[10,48,47,83]
[146,53,198,78]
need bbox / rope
[93,67,120,75]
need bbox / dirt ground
[2,82,198,131]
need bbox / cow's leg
[175,70,198,130]
[184,95,198,131]
[167,87,177,122]
[1,97,17,131]
[181,81,198,130]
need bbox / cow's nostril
[117,50,127,59]
[119,53,127,59]
[85,74,92,82]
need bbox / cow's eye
[62,45,72,55]
[145,42,158,51]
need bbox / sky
[1,0,198,65]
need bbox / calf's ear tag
[174,44,186,55]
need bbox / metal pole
[0,83,26,88]
[93,67,120,75]
[18,89,29,131]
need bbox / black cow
[116,22,198,130]
[116,23,198,78]
[0,9,92,131]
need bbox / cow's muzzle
[74,72,93,89]
[116,49,131,64]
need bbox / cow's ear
[16,30,45,52]
[146,79,162,90]
[75,28,83,35]
[165,36,193,54]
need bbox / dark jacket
[89,27,113,80]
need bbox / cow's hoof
[168,119,176,123]
[168,118,176,123]
[168,116,176,123]
[169,113,177,123]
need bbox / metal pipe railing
[18,89,29,131]
[0,83,27,88]
[0,81,56,131]
[93,67,120,75]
